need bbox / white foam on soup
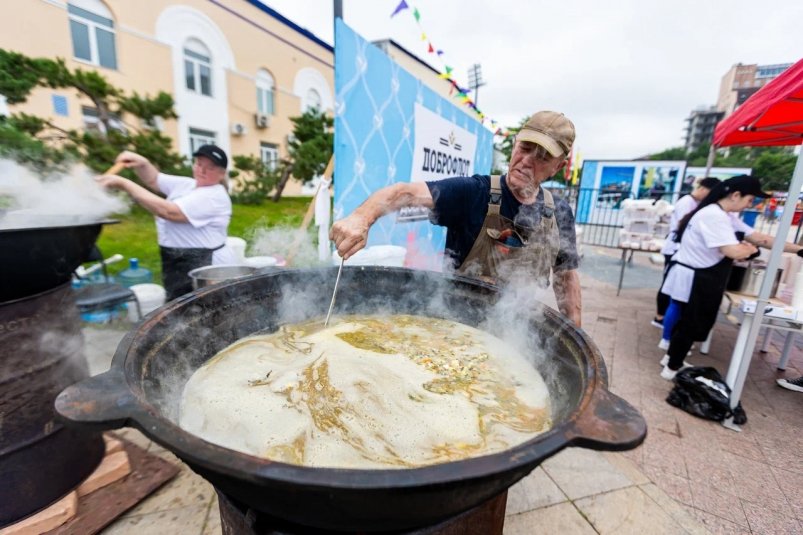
[179,314,551,469]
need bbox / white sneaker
[776,376,803,393]
[660,363,692,381]
[658,338,669,350]
[660,354,694,367]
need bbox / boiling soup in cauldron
[179,315,551,468]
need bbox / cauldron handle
[565,388,646,450]
[55,369,137,430]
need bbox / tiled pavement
[79,245,801,534]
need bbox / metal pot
[188,264,260,290]
[0,216,117,302]
[56,267,646,532]
[738,262,783,297]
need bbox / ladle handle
[565,388,647,450]
[55,369,138,430]
[103,162,126,176]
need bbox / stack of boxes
[619,199,673,250]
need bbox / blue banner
[333,19,493,269]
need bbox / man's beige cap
[516,111,575,157]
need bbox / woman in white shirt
[660,175,803,380]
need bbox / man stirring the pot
[96,145,236,300]
[331,111,582,326]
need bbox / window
[189,128,216,154]
[184,39,213,96]
[304,89,321,112]
[260,143,279,170]
[256,69,275,115]
[82,106,125,134]
[68,1,117,69]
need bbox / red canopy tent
[714,59,803,148]
[710,57,803,430]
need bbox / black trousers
[160,246,214,301]
[655,254,673,316]
[667,258,732,370]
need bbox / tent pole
[703,144,716,177]
[723,152,803,430]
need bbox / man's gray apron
[457,175,559,287]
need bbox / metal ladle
[324,256,345,327]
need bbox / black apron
[673,256,734,341]
[160,244,223,301]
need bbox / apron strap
[540,187,557,228]
[487,175,502,216]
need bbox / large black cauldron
[0,216,117,301]
[56,267,646,532]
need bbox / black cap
[192,144,228,169]
[722,175,771,198]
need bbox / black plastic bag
[666,366,747,424]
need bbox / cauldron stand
[216,489,507,535]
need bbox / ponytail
[674,182,729,243]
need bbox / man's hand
[115,151,149,169]
[95,174,129,190]
[330,213,371,260]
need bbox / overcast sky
[262,0,800,159]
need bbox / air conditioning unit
[231,122,247,136]
[255,113,270,129]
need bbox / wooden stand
[0,434,179,535]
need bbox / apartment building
[0,0,336,195]
[716,62,792,117]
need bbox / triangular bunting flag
[413,8,420,21]
[428,43,434,53]
[390,0,409,17]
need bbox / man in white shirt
[97,145,233,300]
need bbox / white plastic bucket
[333,245,407,267]
[226,237,247,263]
[127,283,166,322]
[243,256,278,268]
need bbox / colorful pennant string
[388,0,511,137]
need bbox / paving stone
[505,467,566,515]
[688,480,748,527]
[541,447,634,501]
[503,502,596,535]
[685,506,751,535]
[575,485,692,535]
[102,504,208,535]
[742,500,802,535]
[642,464,694,507]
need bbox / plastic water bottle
[117,258,153,287]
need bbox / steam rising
[249,226,327,268]
[0,159,129,228]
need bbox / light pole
[467,63,486,106]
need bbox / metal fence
[545,186,803,248]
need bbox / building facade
[716,62,792,117]
[683,106,724,153]
[0,0,336,195]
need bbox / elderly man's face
[507,140,566,201]
[193,156,227,187]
